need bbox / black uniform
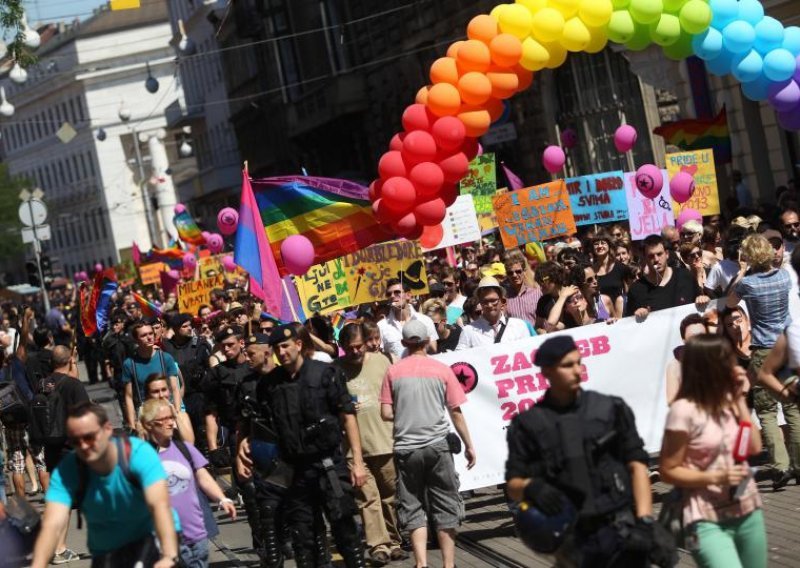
[162,334,211,451]
[257,358,365,568]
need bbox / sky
[24,0,110,24]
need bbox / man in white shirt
[456,277,532,350]
[378,278,438,360]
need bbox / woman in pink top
[660,335,766,568]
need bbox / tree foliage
[1,0,36,67]
[0,163,32,258]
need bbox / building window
[77,98,85,122]
[99,208,108,239]
[87,152,96,177]
[79,154,88,179]
[72,155,81,181]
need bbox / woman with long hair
[660,335,766,568]
[589,231,625,316]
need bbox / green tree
[1,1,36,67]
[0,163,33,258]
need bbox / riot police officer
[239,324,368,568]
[505,335,675,567]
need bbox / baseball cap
[402,320,429,344]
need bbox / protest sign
[113,259,137,287]
[139,262,166,286]
[459,153,496,215]
[199,254,244,283]
[177,274,225,314]
[666,148,720,216]
[341,240,428,305]
[493,181,576,248]
[420,195,482,252]
[565,171,628,226]
[623,170,675,240]
[294,258,350,316]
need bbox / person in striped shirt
[502,251,541,330]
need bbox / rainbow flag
[143,244,186,264]
[132,292,162,319]
[174,209,205,245]
[653,107,731,164]
[251,176,390,276]
[79,269,118,337]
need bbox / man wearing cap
[506,335,673,566]
[380,319,476,568]
[228,302,250,328]
[238,323,368,567]
[456,276,532,350]
[378,278,438,360]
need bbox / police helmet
[250,439,280,476]
[514,497,576,554]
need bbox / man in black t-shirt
[624,235,709,319]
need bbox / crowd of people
[1,200,800,567]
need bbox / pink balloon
[477,143,484,156]
[73,272,82,281]
[221,256,237,272]
[676,208,702,229]
[201,231,211,243]
[167,269,181,280]
[281,235,316,275]
[207,233,224,254]
[560,128,578,149]
[174,203,186,214]
[614,125,638,153]
[670,172,696,204]
[79,271,88,282]
[183,253,197,270]
[542,145,566,174]
[94,263,103,273]
[217,207,239,236]
[635,164,663,199]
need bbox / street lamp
[119,104,160,247]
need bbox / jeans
[691,509,767,568]
[180,538,210,568]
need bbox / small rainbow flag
[251,176,389,276]
[132,292,162,319]
[79,269,118,337]
[174,209,205,245]
[653,107,731,164]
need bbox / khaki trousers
[352,453,403,554]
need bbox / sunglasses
[584,276,597,283]
[386,290,403,297]
[686,251,701,259]
[784,222,800,229]
[442,281,456,287]
[68,429,102,447]
[509,269,524,275]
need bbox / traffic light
[25,261,40,287]
[40,255,53,278]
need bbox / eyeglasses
[479,297,501,306]
[442,281,456,287]
[261,326,275,332]
[769,240,783,250]
[584,276,597,283]
[509,269,524,275]
[386,289,403,297]
[68,429,102,447]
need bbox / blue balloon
[764,48,797,82]
[710,0,739,30]
[741,76,772,101]
[692,28,724,60]
[754,17,785,54]
[732,50,763,83]
[723,21,756,54]
[783,26,800,56]
[738,0,765,26]
[705,50,734,76]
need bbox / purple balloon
[167,269,181,280]
[201,230,211,242]
[281,234,316,275]
[174,203,186,214]
[207,233,224,254]
[560,128,578,149]
[778,108,800,130]
[768,80,800,112]
[542,145,566,174]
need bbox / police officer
[239,324,368,568]
[506,335,675,567]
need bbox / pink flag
[132,242,141,266]
[501,162,524,191]
[159,270,180,296]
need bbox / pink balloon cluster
[183,253,197,270]
[206,233,224,254]
[217,207,239,236]
[221,256,237,273]
[74,271,89,282]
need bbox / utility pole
[18,188,51,312]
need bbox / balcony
[286,75,368,138]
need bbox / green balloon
[611,0,632,8]
[607,10,636,43]
[626,22,653,51]
[679,0,712,35]
[650,13,681,46]
[662,0,688,12]
[629,0,664,25]
[662,31,694,60]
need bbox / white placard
[420,194,482,252]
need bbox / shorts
[394,438,464,532]
[4,426,45,474]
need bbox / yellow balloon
[516,0,547,12]
[550,0,580,19]
[561,17,591,51]
[585,26,609,53]
[499,4,534,39]
[490,4,510,22]
[578,0,613,28]
[520,37,551,71]
[531,7,565,43]
[545,41,568,68]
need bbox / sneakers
[51,548,79,564]
[773,470,792,491]
[390,548,410,561]
[369,550,390,566]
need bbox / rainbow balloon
[369,0,799,238]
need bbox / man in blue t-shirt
[122,321,181,432]
[31,401,179,568]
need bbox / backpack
[28,374,68,444]
[0,359,33,426]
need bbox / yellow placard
[198,255,245,284]
[139,262,166,286]
[340,240,428,305]
[294,258,351,316]
[177,274,225,315]
[110,0,141,10]
[666,148,720,217]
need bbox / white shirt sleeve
[787,322,800,370]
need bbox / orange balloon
[456,39,492,74]
[514,65,534,92]
[458,72,492,106]
[489,34,523,68]
[467,14,499,44]
[457,106,492,137]
[486,66,519,99]
[486,98,505,123]
[447,41,464,59]
[415,85,430,105]
[427,83,462,117]
[430,57,459,85]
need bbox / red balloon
[439,152,470,184]
[378,151,406,179]
[371,198,393,224]
[402,131,438,165]
[393,212,419,237]
[405,224,424,241]
[402,104,435,133]
[440,183,460,207]
[409,162,444,199]
[381,177,417,214]
[431,116,467,152]
[461,137,480,161]
[368,179,383,201]
[415,198,447,225]
[419,223,445,249]
[389,133,406,152]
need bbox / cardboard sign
[177,274,225,314]
[666,148,720,216]
[198,255,245,284]
[294,258,351,316]
[623,170,675,241]
[341,240,428,305]
[459,153,497,215]
[493,181,576,248]
[420,195,483,252]
[139,262,166,286]
[113,260,137,287]
[565,171,629,226]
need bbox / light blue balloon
[705,49,734,76]
[754,17,785,54]
[723,21,756,54]
[692,28,724,60]
[741,76,771,101]
[737,0,765,26]
[764,48,797,82]
[782,26,800,56]
[732,50,763,83]
[710,0,739,30]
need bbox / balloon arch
[368,0,800,242]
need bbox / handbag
[657,488,685,549]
